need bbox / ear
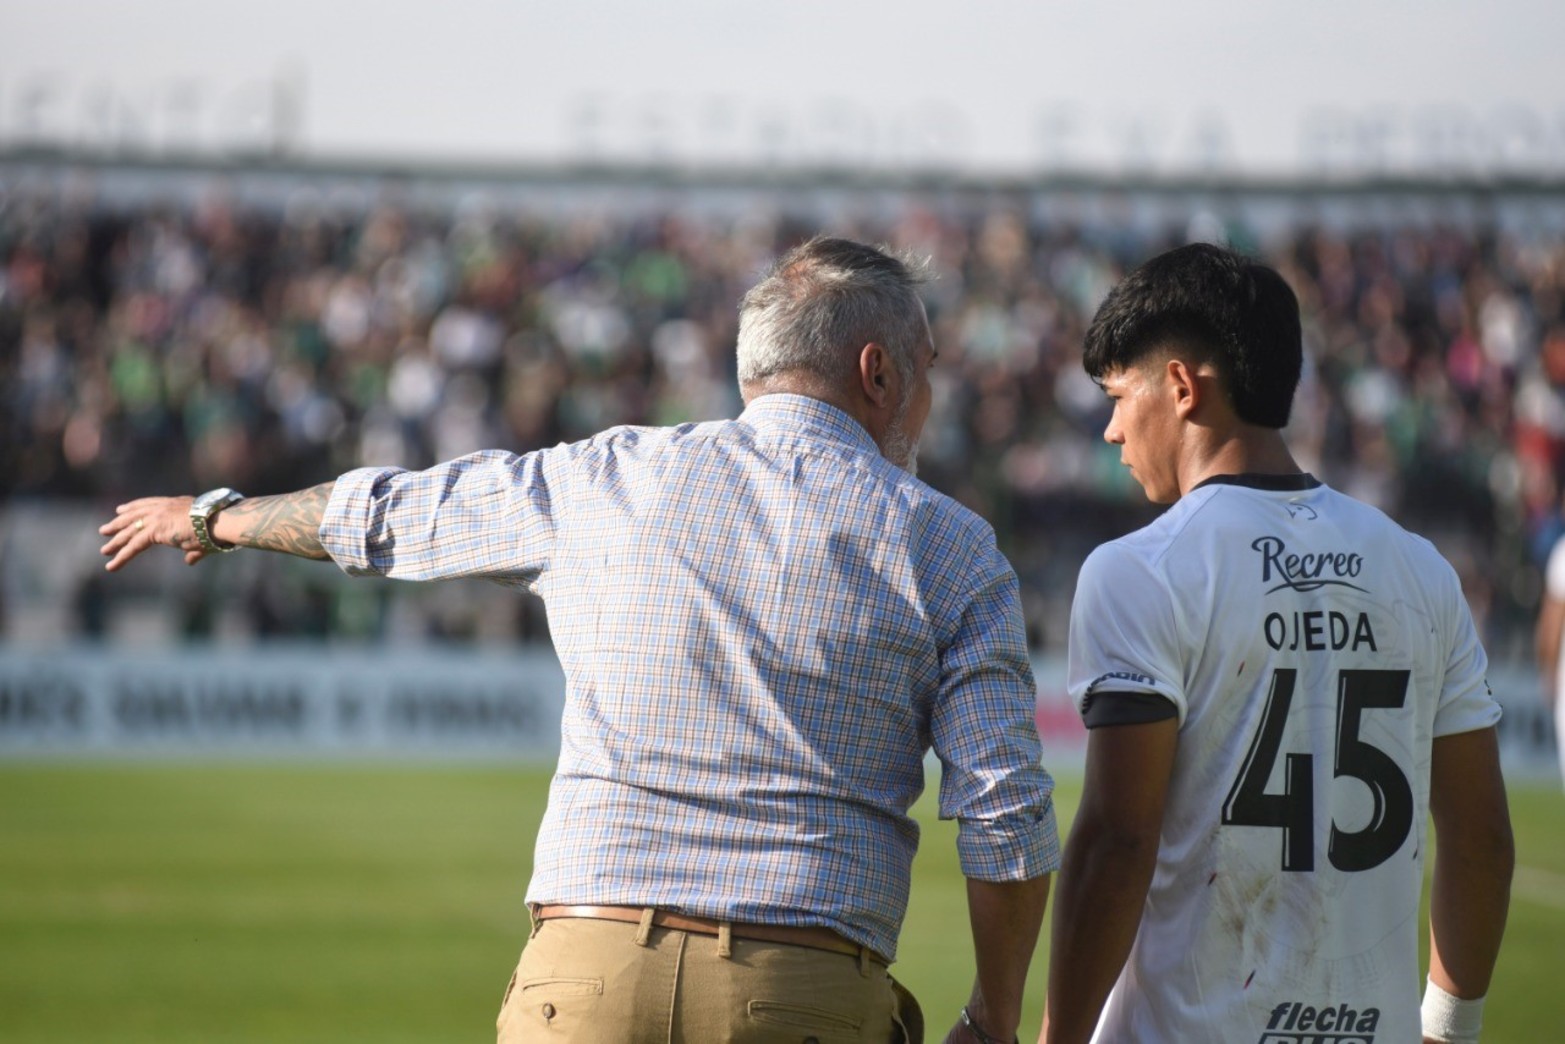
[858,343,895,410]
[1165,358,1203,420]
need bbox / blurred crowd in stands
[4,170,1565,657]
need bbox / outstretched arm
[99,483,336,571]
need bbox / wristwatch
[959,1007,1017,1044]
[190,487,245,554]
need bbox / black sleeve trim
[1081,690,1179,729]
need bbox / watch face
[195,487,236,511]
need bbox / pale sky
[2,0,1561,176]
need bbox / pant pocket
[502,976,604,1038]
[521,977,604,997]
[747,998,863,1036]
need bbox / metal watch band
[190,488,245,554]
[959,1006,1017,1044]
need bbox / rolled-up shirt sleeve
[319,448,558,588]
[930,546,1060,881]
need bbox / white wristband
[1421,978,1485,1043]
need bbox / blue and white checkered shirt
[319,393,1058,960]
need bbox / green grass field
[0,764,1560,1042]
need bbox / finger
[102,513,152,551]
[184,549,207,566]
[99,512,142,537]
[115,497,169,514]
[99,525,138,557]
[104,539,144,572]
[103,524,155,571]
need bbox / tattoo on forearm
[224,482,335,559]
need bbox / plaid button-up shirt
[320,393,1058,960]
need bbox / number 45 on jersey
[1222,669,1414,873]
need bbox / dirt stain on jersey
[1212,833,1325,984]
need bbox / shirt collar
[1192,472,1322,492]
[739,393,881,455]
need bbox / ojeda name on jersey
[1263,610,1377,653]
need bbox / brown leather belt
[533,904,882,962]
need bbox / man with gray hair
[100,236,1059,1043]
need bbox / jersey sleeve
[1547,536,1565,599]
[1431,563,1501,738]
[1066,542,1186,726]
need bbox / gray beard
[883,420,920,476]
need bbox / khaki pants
[496,914,921,1043]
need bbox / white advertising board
[0,645,566,760]
[2,647,1552,779]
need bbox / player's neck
[1179,427,1302,494]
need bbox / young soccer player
[1043,243,1513,1044]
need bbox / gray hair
[736,236,929,391]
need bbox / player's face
[1100,362,1182,504]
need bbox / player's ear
[1167,358,1202,419]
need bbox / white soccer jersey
[1544,537,1565,785]
[1067,474,1500,1044]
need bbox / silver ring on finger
[134,519,145,532]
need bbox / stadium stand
[3,163,1564,659]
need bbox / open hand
[99,496,207,571]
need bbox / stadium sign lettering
[386,686,544,735]
[1263,611,1377,653]
[1252,536,1366,593]
[0,673,86,734]
[0,67,306,156]
[0,648,569,757]
[112,679,307,735]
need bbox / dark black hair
[1081,242,1303,428]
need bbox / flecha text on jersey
[1258,997,1382,1043]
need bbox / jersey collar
[1192,472,1322,492]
